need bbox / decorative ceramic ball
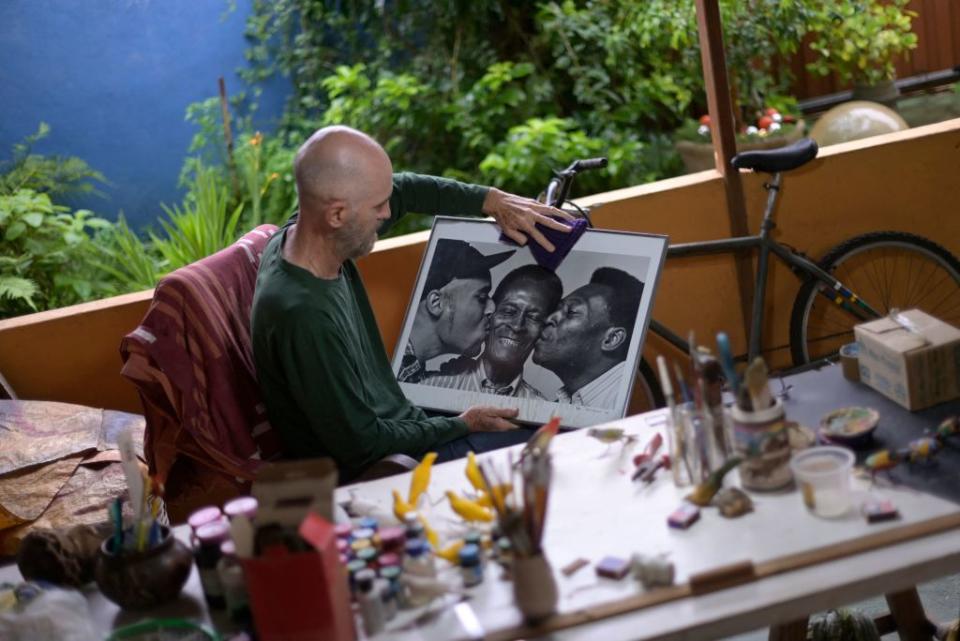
[810,101,908,146]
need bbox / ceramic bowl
[819,406,880,448]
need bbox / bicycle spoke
[793,235,960,365]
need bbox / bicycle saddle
[731,138,818,173]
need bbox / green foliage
[94,214,164,293]
[806,0,918,86]
[476,117,678,199]
[0,188,114,317]
[808,608,880,641]
[150,165,244,272]
[0,123,107,199]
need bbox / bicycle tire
[789,231,960,365]
[634,357,665,410]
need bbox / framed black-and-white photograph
[392,216,668,429]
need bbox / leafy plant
[95,213,165,293]
[806,0,918,86]
[150,164,244,271]
[0,123,107,199]
[0,188,114,317]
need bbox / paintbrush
[715,332,740,394]
[116,428,144,547]
[743,357,773,411]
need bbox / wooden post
[218,76,240,199]
[694,0,754,345]
[768,618,809,641]
[885,587,936,641]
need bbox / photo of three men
[398,238,647,411]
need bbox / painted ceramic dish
[819,406,880,447]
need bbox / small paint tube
[863,498,900,523]
[561,557,589,577]
[667,502,700,529]
[595,556,631,580]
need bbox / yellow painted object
[434,539,466,564]
[476,483,513,509]
[420,515,439,549]
[408,452,438,506]
[446,491,494,522]
[392,489,415,522]
[465,452,486,492]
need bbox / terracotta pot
[512,554,558,623]
[675,120,806,174]
[95,525,193,610]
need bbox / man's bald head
[294,126,392,216]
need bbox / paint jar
[458,544,483,587]
[730,398,793,491]
[217,540,251,627]
[402,538,436,607]
[355,568,386,636]
[187,506,223,548]
[223,496,258,521]
[790,446,855,518]
[840,342,860,382]
[194,520,230,609]
[378,526,406,555]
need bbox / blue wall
[0,0,288,228]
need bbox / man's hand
[482,187,576,253]
[459,406,520,432]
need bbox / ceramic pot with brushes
[95,525,192,609]
[512,553,558,623]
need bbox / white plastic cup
[789,446,855,518]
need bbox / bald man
[251,126,573,481]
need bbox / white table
[334,408,960,641]
[2,408,958,641]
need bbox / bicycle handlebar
[545,156,608,215]
[570,157,608,172]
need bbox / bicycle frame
[648,172,882,363]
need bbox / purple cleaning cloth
[499,216,589,271]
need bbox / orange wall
[2,119,958,412]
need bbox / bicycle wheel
[629,357,665,412]
[789,231,960,365]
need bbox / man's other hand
[482,187,575,253]
[460,406,520,432]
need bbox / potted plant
[675,100,806,173]
[673,1,812,173]
[805,0,918,104]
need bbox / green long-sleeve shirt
[251,173,489,481]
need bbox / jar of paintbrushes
[656,349,731,487]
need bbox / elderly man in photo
[398,240,515,383]
[250,125,573,481]
[533,267,644,410]
[423,264,563,398]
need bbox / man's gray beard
[337,228,375,261]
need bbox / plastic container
[840,342,860,381]
[789,446,855,518]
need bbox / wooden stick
[218,76,239,198]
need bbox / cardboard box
[242,513,356,641]
[854,309,960,410]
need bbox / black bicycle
[544,138,960,407]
